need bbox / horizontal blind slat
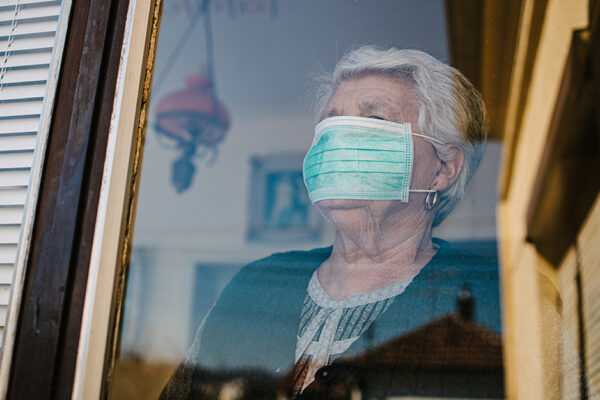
[0,19,57,37]
[0,0,61,9]
[0,118,39,134]
[2,51,51,67]
[0,6,60,21]
[0,100,43,117]
[0,187,26,205]
[0,169,30,186]
[0,264,14,285]
[0,285,10,305]
[0,83,46,101]
[0,35,56,52]
[0,67,49,83]
[0,151,34,168]
[0,135,37,150]
[0,206,24,224]
[0,305,7,327]
[0,245,16,264]
[0,224,21,244]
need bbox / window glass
[110,1,505,398]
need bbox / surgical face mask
[303,116,444,203]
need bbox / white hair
[315,46,488,226]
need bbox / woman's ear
[432,145,464,191]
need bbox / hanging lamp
[153,0,230,193]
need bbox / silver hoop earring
[424,191,438,210]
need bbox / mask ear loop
[415,134,442,211]
[424,190,438,210]
[411,132,445,146]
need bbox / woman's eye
[368,115,386,121]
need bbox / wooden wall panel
[558,248,581,400]
[578,195,600,391]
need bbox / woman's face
[315,74,440,223]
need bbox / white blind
[0,0,62,341]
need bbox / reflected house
[284,292,504,400]
[188,291,504,400]
[189,368,280,400]
[315,315,504,400]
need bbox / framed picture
[247,152,323,243]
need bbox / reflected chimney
[457,285,474,321]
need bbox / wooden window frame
[4,0,162,399]
[526,2,600,266]
[0,0,73,396]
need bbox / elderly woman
[161,46,499,399]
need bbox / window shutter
[0,0,62,343]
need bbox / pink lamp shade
[154,74,230,147]
[153,74,231,193]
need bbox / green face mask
[303,116,443,203]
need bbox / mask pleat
[303,117,416,203]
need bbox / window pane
[110,1,505,399]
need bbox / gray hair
[315,46,488,226]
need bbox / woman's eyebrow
[319,108,341,122]
[359,98,391,117]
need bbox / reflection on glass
[110,1,508,399]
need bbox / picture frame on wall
[247,152,323,243]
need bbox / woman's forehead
[322,76,418,121]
